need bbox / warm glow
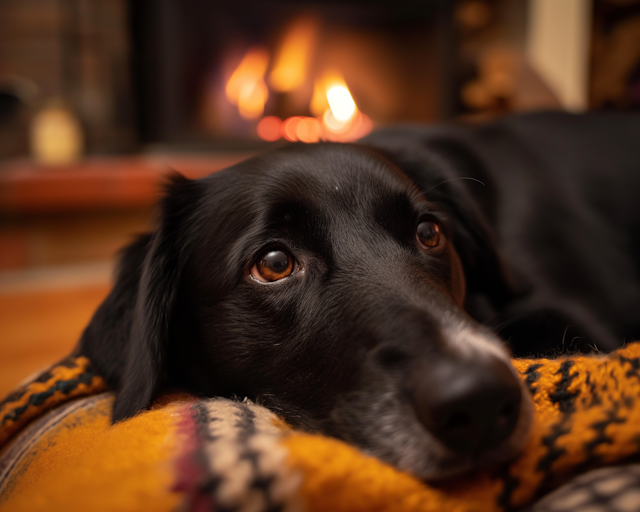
[255,59,371,143]
[239,80,269,119]
[258,113,371,143]
[318,73,368,140]
[30,104,83,164]
[226,48,270,119]
[222,25,374,142]
[322,111,372,142]
[283,116,302,141]
[295,117,322,143]
[322,108,352,133]
[326,85,356,122]
[313,73,360,137]
[269,17,318,92]
[311,73,359,124]
[309,80,328,117]
[257,116,282,141]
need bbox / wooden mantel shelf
[0,153,254,214]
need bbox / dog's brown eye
[417,220,441,249]
[252,249,294,282]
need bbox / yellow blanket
[1,344,640,512]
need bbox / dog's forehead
[250,143,416,202]
[193,143,431,278]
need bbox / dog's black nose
[410,356,522,456]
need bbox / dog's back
[362,111,640,356]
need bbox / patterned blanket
[2,344,640,512]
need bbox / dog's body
[363,111,640,357]
[80,111,640,480]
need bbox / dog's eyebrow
[371,192,425,244]
[259,199,332,257]
[264,199,318,227]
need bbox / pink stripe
[172,403,215,512]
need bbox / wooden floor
[0,264,111,398]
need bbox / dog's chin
[400,381,534,482]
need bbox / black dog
[79,111,640,480]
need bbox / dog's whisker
[586,342,601,354]
[561,325,572,351]
[424,177,486,194]
[570,336,585,346]
[490,314,529,335]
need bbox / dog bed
[2,344,640,512]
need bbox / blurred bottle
[30,99,83,165]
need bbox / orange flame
[269,17,318,93]
[256,73,371,143]
[226,47,270,119]
[314,72,365,139]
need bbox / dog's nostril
[411,356,522,456]
[498,398,516,423]
[443,411,471,431]
[376,347,410,366]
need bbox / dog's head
[81,143,532,480]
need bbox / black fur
[362,111,640,356]
[79,111,640,479]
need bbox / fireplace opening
[130,1,454,150]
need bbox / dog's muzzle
[408,355,522,457]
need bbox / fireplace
[2,1,639,159]
[130,0,455,149]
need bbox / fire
[316,73,369,141]
[226,40,372,142]
[256,73,371,143]
[309,73,357,122]
[256,116,282,141]
[309,79,327,117]
[269,17,318,92]
[225,47,270,119]
[326,84,356,122]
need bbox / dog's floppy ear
[113,173,202,422]
[80,173,202,422]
